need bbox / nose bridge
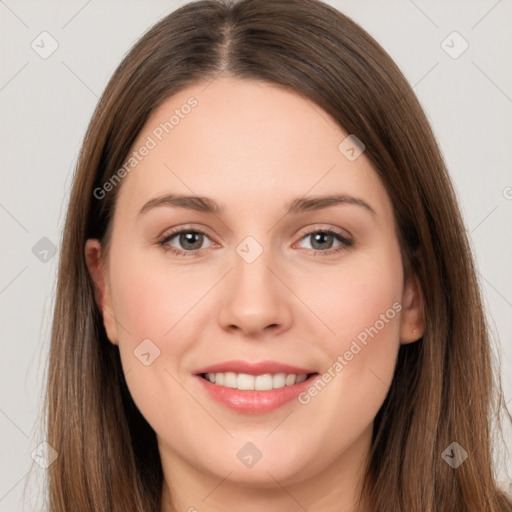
[237,241,275,296]
[232,233,278,302]
[217,233,292,335]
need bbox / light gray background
[1,0,511,510]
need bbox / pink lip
[195,373,318,414]
[194,359,316,376]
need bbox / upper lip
[194,360,317,376]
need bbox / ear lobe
[84,239,118,345]
[399,273,425,344]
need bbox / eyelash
[157,226,353,257]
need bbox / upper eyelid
[295,224,352,239]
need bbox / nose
[217,244,293,338]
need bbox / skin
[85,77,425,512]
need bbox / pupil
[312,232,333,250]
[181,232,203,250]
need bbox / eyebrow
[138,193,377,218]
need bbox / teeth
[224,372,237,388]
[273,373,286,388]
[203,371,310,390]
[285,374,296,386]
[237,373,254,390]
[255,374,273,390]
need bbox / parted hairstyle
[35,0,511,510]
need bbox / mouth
[193,361,319,414]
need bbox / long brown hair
[36,0,511,510]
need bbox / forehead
[114,77,393,224]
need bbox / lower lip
[195,374,318,414]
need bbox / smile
[195,370,319,414]
[200,371,312,391]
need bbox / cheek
[294,242,403,424]
[108,246,209,346]
[304,243,403,353]
[109,273,205,445]
[106,249,205,415]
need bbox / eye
[158,228,214,256]
[157,226,353,257]
[295,228,353,256]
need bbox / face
[86,77,424,497]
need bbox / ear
[84,239,119,345]
[399,272,425,344]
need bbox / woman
[41,0,512,510]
